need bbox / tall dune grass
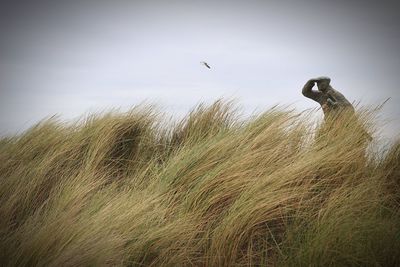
[0,101,399,266]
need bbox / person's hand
[307,79,316,84]
[314,76,331,83]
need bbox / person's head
[315,76,331,92]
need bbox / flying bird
[200,61,211,69]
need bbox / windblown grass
[0,100,399,266]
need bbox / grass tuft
[1,100,399,266]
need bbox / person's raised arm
[302,79,323,103]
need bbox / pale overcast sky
[0,0,399,139]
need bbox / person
[302,76,372,142]
[302,76,354,116]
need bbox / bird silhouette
[200,61,211,69]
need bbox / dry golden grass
[0,100,399,266]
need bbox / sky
[0,0,399,140]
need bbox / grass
[0,100,399,266]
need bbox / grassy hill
[1,101,399,266]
